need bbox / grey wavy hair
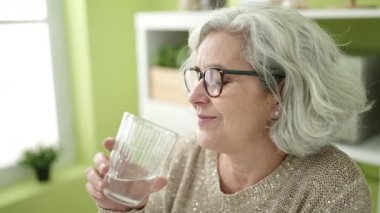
[183,6,369,157]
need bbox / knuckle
[86,182,103,200]
[86,169,101,184]
[93,152,106,165]
[86,168,94,180]
[85,167,92,175]
[85,182,96,195]
[99,163,110,175]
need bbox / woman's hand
[85,137,168,212]
[85,138,130,211]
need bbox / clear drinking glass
[103,112,178,207]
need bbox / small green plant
[19,145,58,182]
[154,43,189,68]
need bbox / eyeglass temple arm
[223,69,285,78]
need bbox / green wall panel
[86,0,142,152]
[316,19,380,55]
[359,163,379,213]
[64,0,97,163]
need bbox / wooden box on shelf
[150,66,189,106]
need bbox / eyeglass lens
[184,68,222,97]
[205,69,222,96]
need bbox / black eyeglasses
[184,66,285,97]
[184,67,261,97]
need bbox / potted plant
[19,145,58,182]
[153,43,188,69]
[151,43,189,105]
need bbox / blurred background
[0,0,379,212]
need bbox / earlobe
[271,110,280,120]
[271,80,285,120]
[271,102,281,120]
[274,110,280,118]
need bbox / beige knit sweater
[99,139,371,213]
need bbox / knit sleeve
[96,200,160,213]
[315,177,371,212]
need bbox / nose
[188,79,210,107]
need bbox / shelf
[135,9,380,29]
[299,8,380,19]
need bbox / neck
[217,139,286,194]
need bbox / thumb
[150,177,167,193]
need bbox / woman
[86,6,371,212]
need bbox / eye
[223,80,231,85]
[223,76,234,84]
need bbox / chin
[196,129,220,151]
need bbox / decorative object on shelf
[345,0,375,8]
[150,44,189,105]
[281,0,308,8]
[348,0,356,7]
[180,0,202,10]
[240,0,283,7]
[241,0,269,6]
[202,0,226,9]
[19,145,58,182]
[180,0,225,10]
[328,0,377,8]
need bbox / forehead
[196,31,249,69]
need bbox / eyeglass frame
[183,66,284,97]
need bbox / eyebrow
[196,64,226,70]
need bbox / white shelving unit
[134,9,380,164]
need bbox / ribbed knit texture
[99,139,371,213]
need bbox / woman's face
[189,30,278,154]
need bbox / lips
[198,114,216,119]
[197,114,217,126]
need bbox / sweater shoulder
[277,145,371,211]
[295,145,368,193]
[301,145,363,180]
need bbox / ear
[270,79,285,120]
[270,102,280,120]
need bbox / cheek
[221,89,273,131]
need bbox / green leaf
[19,145,58,170]
[153,43,189,68]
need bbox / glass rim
[122,112,179,137]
